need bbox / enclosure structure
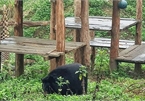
[0,0,86,76]
[0,0,143,76]
[49,0,90,70]
[65,0,143,73]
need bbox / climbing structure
[0,5,10,64]
[0,0,86,76]
[65,0,143,73]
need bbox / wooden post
[55,0,65,67]
[134,0,142,73]
[74,0,81,42]
[110,0,120,71]
[0,53,1,71]
[50,1,57,71]
[14,0,24,76]
[50,1,56,40]
[74,0,82,64]
[80,0,90,67]
[90,30,95,71]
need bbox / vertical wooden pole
[110,0,120,71]
[134,0,142,73]
[50,1,56,40]
[90,30,95,71]
[50,1,57,71]
[74,0,82,63]
[0,53,1,72]
[80,0,90,67]
[74,0,81,42]
[14,0,24,76]
[56,0,65,66]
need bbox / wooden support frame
[14,0,24,76]
[110,0,120,71]
[49,0,66,71]
[0,20,49,27]
[80,0,90,67]
[55,0,65,67]
[74,0,82,64]
[50,1,57,71]
[134,0,142,73]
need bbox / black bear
[41,63,88,95]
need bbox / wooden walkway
[0,36,86,59]
[116,44,145,64]
[90,38,145,49]
[65,16,139,49]
[65,16,138,31]
[65,16,145,65]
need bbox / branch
[0,20,50,27]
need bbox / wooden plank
[0,36,86,60]
[90,38,145,49]
[65,16,138,31]
[2,36,85,47]
[0,45,55,55]
[116,45,145,63]
[118,45,138,56]
[119,45,144,60]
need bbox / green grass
[1,0,145,100]
[1,53,145,101]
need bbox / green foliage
[1,0,145,100]
[56,76,70,94]
[23,0,51,38]
[89,0,110,16]
[0,0,14,7]
[93,49,110,75]
[75,65,87,80]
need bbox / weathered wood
[50,1,57,71]
[65,17,138,31]
[134,0,142,73]
[0,20,49,27]
[50,1,56,40]
[91,47,95,71]
[90,38,145,49]
[23,21,49,27]
[80,0,90,67]
[74,0,82,64]
[110,0,120,71]
[0,52,1,71]
[90,30,95,70]
[116,45,145,64]
[74,0,81,42]
[0,36,86,56]
[14,0,24,76]
[56,0,65,67]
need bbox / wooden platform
[65,16,138,31]
[116,44,145,64]
[90,38,145,49]
[0,36,86,59]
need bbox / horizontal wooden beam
[23,20,50,27]
[0,20,50,27]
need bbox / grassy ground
[1,53,145,101]
[1,0,145,100]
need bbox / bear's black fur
[42,63,87,95]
